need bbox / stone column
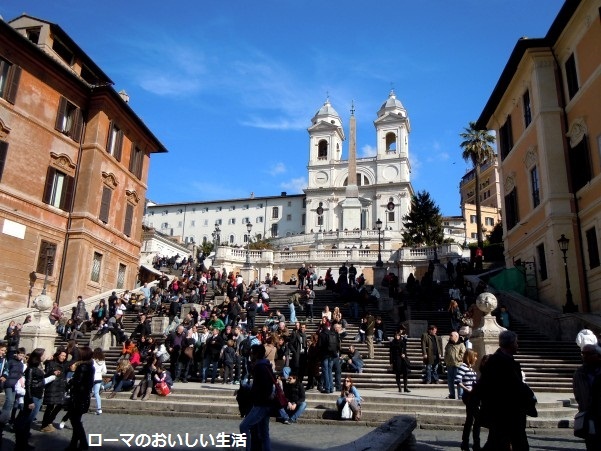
[240,267,254,288]
[19,294,59,359]
[470,292,506,373]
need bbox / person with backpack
[318,321,340,394]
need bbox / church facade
[143,91,431,283]
[145,91,414,253]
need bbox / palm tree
[460,121,496,249]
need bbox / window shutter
[60,174,75,211]
[5,65,22,104]
[55,97,67,132]
[0,140,8,182]
[115,129,123,162]
[42,167,56,204]
[106,121,114,150]
[124,204,134,237]
[99,186,112,223]
[70,107,83,142]
[128,143,136,173]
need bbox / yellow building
[477,0,601,313]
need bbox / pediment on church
[308,121,342,133]
[374,112,408,125]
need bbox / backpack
[239,337,252,358]
[327,331,340,354]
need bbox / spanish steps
[52,279,582,430]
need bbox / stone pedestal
[180,303,194,320]
[373,266,387,288]
[19,294,58,359]
[89,330,116,349]
[152,317,169,335]
[240,267,254,287]
[403,320,428,338]
[470,292,506,373]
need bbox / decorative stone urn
[470,292,506,373]
[20,294,59,358]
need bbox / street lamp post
[41,246,56,295]
[557,234,578,313]
[244,221,253,268]
[376,218,383,267]
[316,202,324,232]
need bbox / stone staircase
[53,281,581,429]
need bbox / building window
[272,207,279,219]
[0,140,8,182]
[55,97,83,142]
[471,232,478,239]
[257,203,263,208]
[99,186,112,224]
[470,215,477,224]
[244,234,249,243]
[302,213,306,226]
[271,224,278,237]
[287,214,292,221]
[505,188,519,230]
[123,204,134,237]
[523,90,531,128]
[116,263,126,289]
[586,227,600,269]
[43,167,75,211]
[228,218,236,225]
[530,166,540,208]
[129,145,144,179]
[161,222,169,228]
[230,206,236,211]
[35,241,57,275]
[229,235,235,244]
[244,204,249,210]
[565,53,579,100]
[499,115,513,160]
[318,140,328,159]
[302,198,306,208]
[485,217,495,226]
[91,252,103,283]
[190,220,195,227]
[570,137,592,192]
[217,207,222,212]
[26,28,41,44]
[386,132,397,152]
[203,219,208,226]
[256,216,264,223]
[106,122,124,161]
[387,211,394,222]
[536,243,548,281]
[216,219,222,225]
[0,57,22,104]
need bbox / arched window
[318,140,328,159]
[229,234,235,244]
[343,174,370,186]
[386,132,397,152]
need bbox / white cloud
[280,177,307,194]
[360,145,377,157]
[409,154,422,180]
[267,162,286,176]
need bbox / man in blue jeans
[319,322,339,393]
[421,325,443,384]
[239,344,274,451]
[444,331,465,399]
[0,346,26,437]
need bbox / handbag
[341,402,353,420]
[155,380,171,396]
[268,372,287,409]
[574,411,596,438]
[183,346,194,359]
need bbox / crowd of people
[2,256,600,451]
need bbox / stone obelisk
[341,102,362,230]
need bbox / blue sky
[2,0,564,215]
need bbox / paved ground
[0,413,587,451]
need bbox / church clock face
[315,171,328,185]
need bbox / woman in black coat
[389,327,411,393]
[40,348,69,431]
[66,346,95,451]
[15,348,58,450]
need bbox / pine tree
[402,190,444,246]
